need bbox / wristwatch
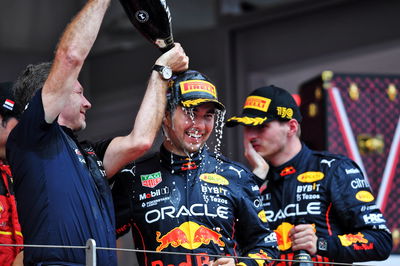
[152,65,172,80]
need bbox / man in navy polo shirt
[6,0,188,265]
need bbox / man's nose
[192,116,207,129]
[83,96,92,109]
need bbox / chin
[184,145,201,153]
[74,123,86,132]
[80,121,87,130]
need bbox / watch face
[162,67,172,79]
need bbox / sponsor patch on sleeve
[355,191,375,202]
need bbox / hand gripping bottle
[293,218,313,266]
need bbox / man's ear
[287,119,299,137]
[163,111,172,128]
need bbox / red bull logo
[280,166,296,177]
[248,249,272,266]
[274,222,294,251]
[338,232,368,247]
[274,222,316,251]
[151,253,210,266]
[244,96,271,112]
[156,221,225,251]
[181,161,197,171]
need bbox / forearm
[102,72,168,178]
[102,43,188,177]
[129,71,168,151]
[320,229,392,262]
[43,0,111,121]
[55,0,111,64]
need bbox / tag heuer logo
[141,172,162,188]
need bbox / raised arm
[103,43,189,177]
[42,0,111,123]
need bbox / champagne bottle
[119,0,175,52]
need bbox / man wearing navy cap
[226,85,392,264]
[0,82,23,266]
[112,70,278,266]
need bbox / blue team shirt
[6,89,117,266]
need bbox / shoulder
[207,152,257,186]
[309,149,356,169]
[308,150,364,187]
[117,151,159,174]
[84,138,113,160]
[134,151,159,165]
[208,152,252,174]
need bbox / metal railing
[0,240,376,266]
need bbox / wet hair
[13,62,52,109]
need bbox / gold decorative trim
[348,83,359,101]
[387,83,397,101]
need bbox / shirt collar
[159,144,205,173]
[269,143,311,181]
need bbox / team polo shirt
[6,89,117,266]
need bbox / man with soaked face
[112,70,278,266]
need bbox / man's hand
[289,224,317,255]
[244,138,269,180]
[211,257,235,266]
[155,42,189,73]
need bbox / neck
[269,138,302,167]
[162,141,187,157]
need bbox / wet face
[163,103,216,156]
[58,81,91,131]
[244,120,290,163]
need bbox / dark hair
[13,62,52,109]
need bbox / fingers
[243,139,269,179]
[289,224,317,255]
[155,42,189,72]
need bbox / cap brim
[182,98,225,110]
[225,116,268,127]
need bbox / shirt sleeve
[111,166,133,238]
[91,138,113,161]
[7,88,55,149]
[234,172,279,265]
[321,159,392,262]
